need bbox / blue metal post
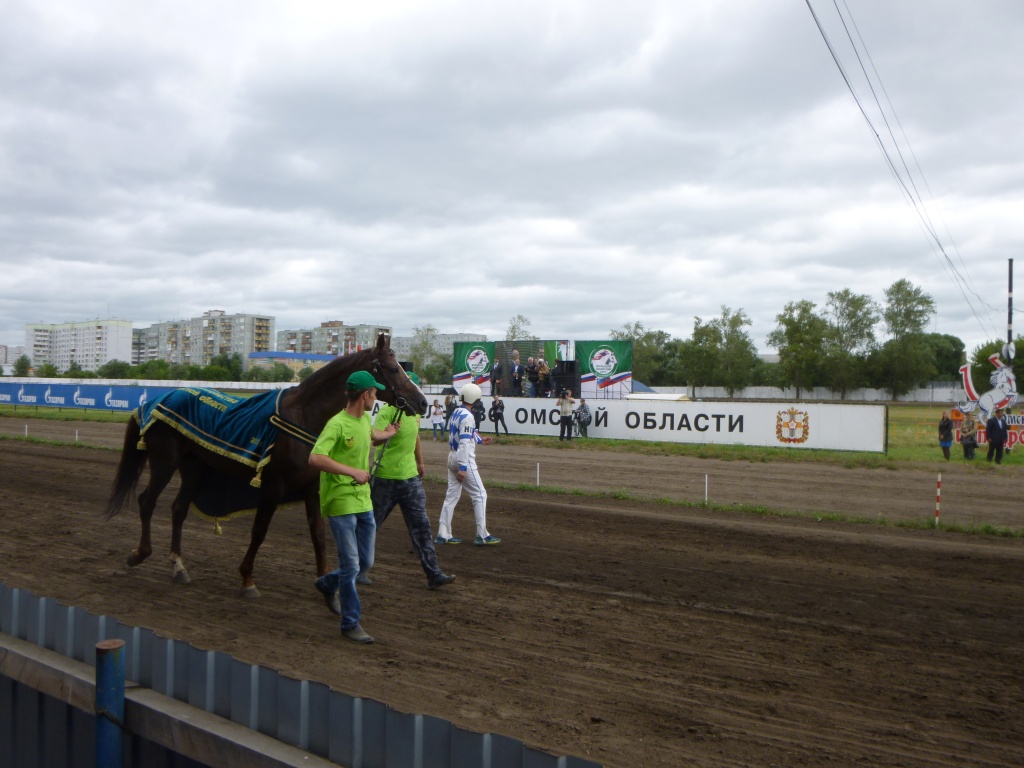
[95,639,125,768]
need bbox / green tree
[64,360,84,377]
[243,366,272,382]
[822,289,879,399]
[36,363,59,377]
[97,360,133,379]
[883,279,935,340]
[408,325,442,381]
[872,280,936,398]
[505,314,537,342]
[766,300,828,398]
[676,318,723,398]
[169,363,203,380]
[199,364,231,381]
[965,338,1022,393]
[922,333,965,381]
[209,353,244,381]
[13,355,31,376]
[715,306,759,397]
[867,338,936,399]
[271,363,296,382]
[135,359,171,379]
[609,322,671,385]
[298,366,315,381]
[660,338,690,386]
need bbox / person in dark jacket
[471,398,486,430]
[509,350,524,397]
[488,395,509,436]
[986,407,1009,464]
[526,357,539,397]
[938,411,954,461]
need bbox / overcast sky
[3,1,1023,356]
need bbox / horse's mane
[291,348,375,405]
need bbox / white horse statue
[958,353,1017,421]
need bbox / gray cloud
[2,0,1023,358]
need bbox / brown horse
[104,334,427,600]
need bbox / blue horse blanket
[134,388,299,520]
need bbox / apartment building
[134,310,274,370]
[389,332,487,362]
[276,321,392,356]
[23,320,134,373]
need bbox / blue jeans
[432,423,443,440]
[324,512,376,629]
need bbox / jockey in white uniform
[435,383,501,546]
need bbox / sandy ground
[1,419,1023,767]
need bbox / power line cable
[805,0,999,341]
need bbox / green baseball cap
[346,370,385,391]
[408,371,420,385]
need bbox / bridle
[371,346,416,416]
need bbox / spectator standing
[489,395,509,436]
[526,357,539,397]
[556,388,576,441]
[959,413,979,459]
[938,410,954,461]
[367,378,456,591]
[444,394,456,429]
[986,407,1009,464]
[491,359,503,395]
[309,370,398,644]
[576,398,591,438]
[538,359,551,397]
[436,383,501,546]
[471,397,486,430]
[509,350,524,397]
[430,400,445,441]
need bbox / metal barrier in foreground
[0,583,601,768]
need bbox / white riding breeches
[437,452,489,540]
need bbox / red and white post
[935,473,942,528]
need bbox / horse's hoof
[172,569,191,585]
[127,551,146,567]
[240,585,260,599]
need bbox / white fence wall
[655,385,964,404]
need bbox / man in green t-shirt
[366,372,455,590]
[309,370,398,644]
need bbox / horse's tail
[105,418,148,519]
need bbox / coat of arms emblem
[776,408,810,444]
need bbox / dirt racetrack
[2,419,1024,767]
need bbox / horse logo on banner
[958,351,1018,421]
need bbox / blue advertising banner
[0,383,176,412]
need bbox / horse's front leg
[238,502,278,599]
[167,458,203,584]
[304,487,329,577]
[128,462,176,567]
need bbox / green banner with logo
[452,341,497,396]
[575,340,633,398]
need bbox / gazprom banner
[472,397,886,452]
[0,383,174,412]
